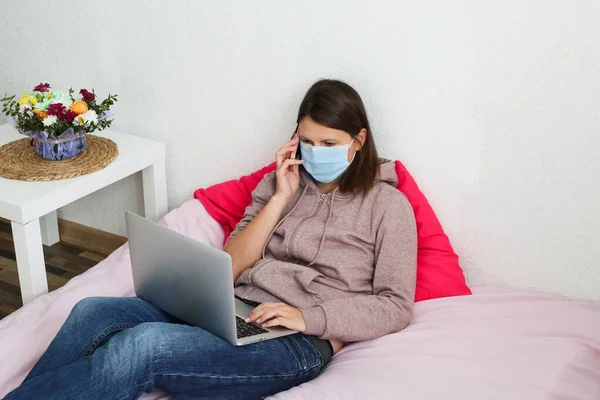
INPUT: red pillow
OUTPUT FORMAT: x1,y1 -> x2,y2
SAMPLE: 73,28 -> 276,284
194,161 -> 471,302
393,160 -> 471,301
194,162 -> 276,239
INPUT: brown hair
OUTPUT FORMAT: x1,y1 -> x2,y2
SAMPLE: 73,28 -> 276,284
296,79 -> 379,194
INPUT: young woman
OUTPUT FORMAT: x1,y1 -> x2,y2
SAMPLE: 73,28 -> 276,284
6,79 -> 417,400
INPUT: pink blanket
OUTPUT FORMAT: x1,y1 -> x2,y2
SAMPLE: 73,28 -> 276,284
1,199 -> 599,399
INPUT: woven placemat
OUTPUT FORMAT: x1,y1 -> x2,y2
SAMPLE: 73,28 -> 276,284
0,134 -> 118,181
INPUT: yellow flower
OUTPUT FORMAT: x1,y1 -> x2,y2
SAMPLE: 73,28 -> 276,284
18,92 -> 29,105
46,92 -> 52,99
30,97 -> 38,105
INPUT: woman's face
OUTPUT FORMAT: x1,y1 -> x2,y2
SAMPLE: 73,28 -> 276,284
297,116 -> 362,162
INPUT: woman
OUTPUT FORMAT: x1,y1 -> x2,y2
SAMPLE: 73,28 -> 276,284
6,79 -> 417,400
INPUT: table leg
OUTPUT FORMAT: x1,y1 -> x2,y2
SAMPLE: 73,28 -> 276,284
11,219 -> 49,305
142,159 -> 168,222
40,210 -> 60,246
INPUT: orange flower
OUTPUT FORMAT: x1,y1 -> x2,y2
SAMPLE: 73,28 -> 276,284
70,100 -> 89,115
33,109 -> 48,119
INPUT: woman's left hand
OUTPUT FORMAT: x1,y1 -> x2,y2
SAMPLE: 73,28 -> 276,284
245,302 -> 306,332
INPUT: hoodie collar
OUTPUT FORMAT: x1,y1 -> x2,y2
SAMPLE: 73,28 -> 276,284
299,168 -> 353,199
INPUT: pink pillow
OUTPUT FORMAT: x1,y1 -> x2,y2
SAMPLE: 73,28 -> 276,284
194,161 -> 471,302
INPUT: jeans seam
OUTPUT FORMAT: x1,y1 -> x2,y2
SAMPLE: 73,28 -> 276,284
288,336 -> 308,369
154,361 -> 322,380
83,323 -> 137,356
297,335 -> 327,374
118,325 -> 157,400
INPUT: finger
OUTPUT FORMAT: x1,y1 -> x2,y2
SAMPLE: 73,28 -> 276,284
279,137 -> 299,153
278,159 -> 303,176
255,307 -> 289,324
247,311 -> 265,324
288,134 -> 299,144
245,305 -> 263,322
276,144 -> 298,167
245,304 -> 264,322
262,317 -> 289,329
246,303 -> 277,323
255,310 -> 278,324
279,144 -> 298,160
277,144 -> 297,156
247,303 -> 290,323
279,159 -> 303,171
275,149 -> 285,169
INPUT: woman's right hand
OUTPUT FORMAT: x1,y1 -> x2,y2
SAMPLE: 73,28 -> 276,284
274,133 -> 303,202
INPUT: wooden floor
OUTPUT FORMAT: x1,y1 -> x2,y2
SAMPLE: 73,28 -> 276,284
0,217 -> 127,319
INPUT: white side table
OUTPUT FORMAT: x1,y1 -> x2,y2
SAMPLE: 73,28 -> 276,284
0,124 -> 168,305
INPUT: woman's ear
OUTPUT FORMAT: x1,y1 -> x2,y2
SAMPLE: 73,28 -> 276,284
355,128 -> 367,150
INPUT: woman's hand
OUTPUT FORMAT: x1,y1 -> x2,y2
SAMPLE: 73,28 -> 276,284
274,133 -> 303,202
245,302 -> 306,332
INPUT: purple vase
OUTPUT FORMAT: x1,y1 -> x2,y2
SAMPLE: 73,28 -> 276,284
35,135 -> 87,160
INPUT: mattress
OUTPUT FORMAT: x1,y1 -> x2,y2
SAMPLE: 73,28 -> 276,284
1,199 -> 599,399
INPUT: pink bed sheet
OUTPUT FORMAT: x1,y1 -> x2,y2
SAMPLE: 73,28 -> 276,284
1,199 -> 599,400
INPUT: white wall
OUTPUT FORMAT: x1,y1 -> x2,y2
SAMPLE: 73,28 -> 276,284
1,0 -> 599,300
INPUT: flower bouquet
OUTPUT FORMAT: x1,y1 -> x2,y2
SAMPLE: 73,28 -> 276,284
1,83 -> 118,160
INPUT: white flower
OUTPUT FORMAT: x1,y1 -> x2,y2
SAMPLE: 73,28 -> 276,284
43,115 -> 58,126
77,110 -> 98,125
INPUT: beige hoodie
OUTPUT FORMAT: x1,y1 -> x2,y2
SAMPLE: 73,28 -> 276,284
229,159 -> 417,342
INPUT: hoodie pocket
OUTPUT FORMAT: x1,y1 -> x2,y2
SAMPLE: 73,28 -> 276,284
249,260 -> 324,307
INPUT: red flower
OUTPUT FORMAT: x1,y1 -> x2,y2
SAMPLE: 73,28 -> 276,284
47,103 -> 77,123
33,83 -> 51,92
80,89 -> 95,102
61,110 -> 77,123
47,103 -> 66,116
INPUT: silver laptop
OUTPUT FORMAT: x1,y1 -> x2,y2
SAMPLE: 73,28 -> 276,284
125,211 -> 296,346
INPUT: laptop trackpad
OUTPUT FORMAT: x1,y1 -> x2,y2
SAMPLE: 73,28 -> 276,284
234,298 -> 256,319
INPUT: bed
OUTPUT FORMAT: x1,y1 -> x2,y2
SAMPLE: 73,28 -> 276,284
1,198 -> 599,399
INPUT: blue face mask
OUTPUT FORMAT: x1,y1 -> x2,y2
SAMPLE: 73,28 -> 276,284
300,139 -> 356,183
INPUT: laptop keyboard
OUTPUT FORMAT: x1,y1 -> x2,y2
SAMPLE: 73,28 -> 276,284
236,316 -> 269,338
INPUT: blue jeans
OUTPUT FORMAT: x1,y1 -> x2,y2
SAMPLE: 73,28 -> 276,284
5,297 -> 330,400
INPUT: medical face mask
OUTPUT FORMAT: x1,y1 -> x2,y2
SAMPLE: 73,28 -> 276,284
300,139 -> 356,183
